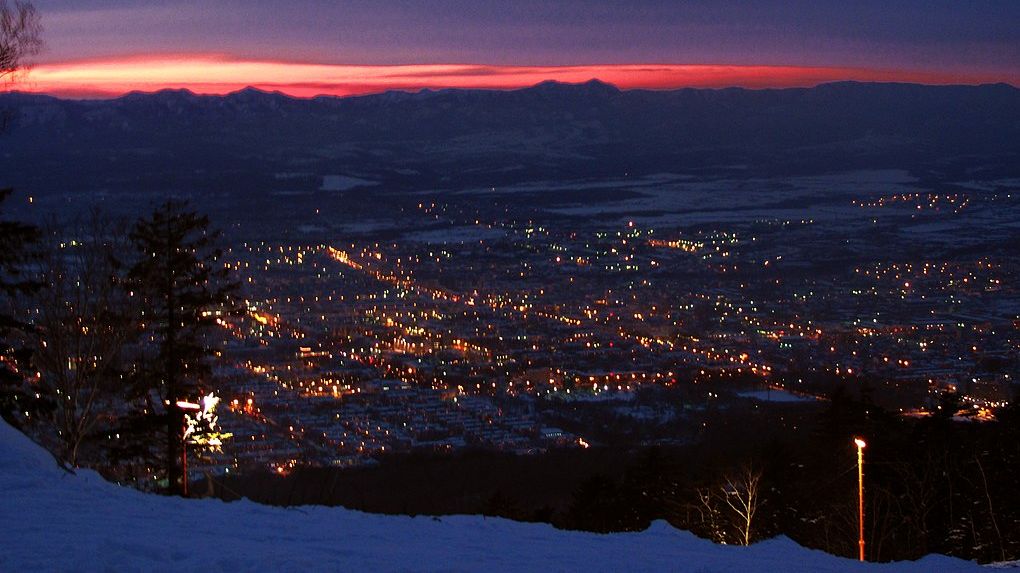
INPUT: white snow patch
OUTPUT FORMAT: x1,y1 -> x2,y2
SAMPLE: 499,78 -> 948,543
404,226 -> 508,244
737,389 -> 818,403
320,175 -> 380,191
544,170 -> 922,225
336,219 -> 408,233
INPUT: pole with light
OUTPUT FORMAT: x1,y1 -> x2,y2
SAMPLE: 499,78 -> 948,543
176,399 -> 201,497
176,393 -> 232,498
854,437 -> 867,562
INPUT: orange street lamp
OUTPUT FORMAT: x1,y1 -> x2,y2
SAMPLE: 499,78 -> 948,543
854,437 -> 867,561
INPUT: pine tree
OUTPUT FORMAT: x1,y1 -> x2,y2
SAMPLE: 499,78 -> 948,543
127,200 -> 236,495
0,188 -> 42,427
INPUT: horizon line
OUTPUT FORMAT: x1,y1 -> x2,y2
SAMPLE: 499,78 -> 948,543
11,54 -> 1018,99
8,78 -> 1019,103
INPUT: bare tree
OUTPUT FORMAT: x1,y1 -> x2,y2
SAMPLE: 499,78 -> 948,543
1,0 -> 41,87
0,2 -> 40,424
720,465 -> 763,546
31,213 -> 139,466
687,465 -> 764,546
972,453 -> 1007,562
694,486 -> 728,544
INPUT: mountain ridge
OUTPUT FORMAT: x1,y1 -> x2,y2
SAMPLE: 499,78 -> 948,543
4,78 -> 1017,104
1,81 -> 1017,195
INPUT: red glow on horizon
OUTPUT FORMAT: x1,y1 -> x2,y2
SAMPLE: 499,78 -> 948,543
11,54 -> 1012,99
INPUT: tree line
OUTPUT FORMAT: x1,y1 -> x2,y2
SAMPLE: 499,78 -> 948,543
0,195 -> 237,495
215,390 -> 1020,563
2,1 -> 237,496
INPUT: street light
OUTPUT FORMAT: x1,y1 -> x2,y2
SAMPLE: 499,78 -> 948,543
176,400 -> 201,497
854,437 -> 866,562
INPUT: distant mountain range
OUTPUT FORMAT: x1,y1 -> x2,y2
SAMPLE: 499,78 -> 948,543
1,81 -> 1018,197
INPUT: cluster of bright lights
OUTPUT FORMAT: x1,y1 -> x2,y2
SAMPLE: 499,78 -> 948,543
179,393 -> 233,452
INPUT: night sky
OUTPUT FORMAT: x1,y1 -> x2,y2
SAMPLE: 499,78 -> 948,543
20,0 -> 1020,97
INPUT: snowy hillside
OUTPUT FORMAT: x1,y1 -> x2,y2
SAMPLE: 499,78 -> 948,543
0,421 -> 986,572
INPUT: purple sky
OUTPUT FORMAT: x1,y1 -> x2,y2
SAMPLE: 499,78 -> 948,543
33,0 -> 1018,75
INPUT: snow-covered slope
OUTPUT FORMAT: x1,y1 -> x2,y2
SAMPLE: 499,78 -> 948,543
0,421 -> 985,572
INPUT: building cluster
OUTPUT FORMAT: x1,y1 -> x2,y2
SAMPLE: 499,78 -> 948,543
187,183 -> 1019,476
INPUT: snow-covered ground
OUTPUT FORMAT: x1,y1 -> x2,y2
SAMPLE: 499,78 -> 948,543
737,389 -> 818,403
320,174 -> 379,191
403,226 -> 508,244
0,421 -> 986,572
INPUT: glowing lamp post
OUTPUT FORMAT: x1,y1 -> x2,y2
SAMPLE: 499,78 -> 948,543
175,393 -> 232,498
176,400 -> 202,497
854,437 -> 867,562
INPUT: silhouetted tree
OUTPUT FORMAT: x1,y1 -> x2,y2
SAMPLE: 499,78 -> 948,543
934,390 -> 962,420
1,0 -> 41,128
128,201 -> 236,495
1,1 -> 38,77
0,188 -> 40,426
0,2 -> 41,425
